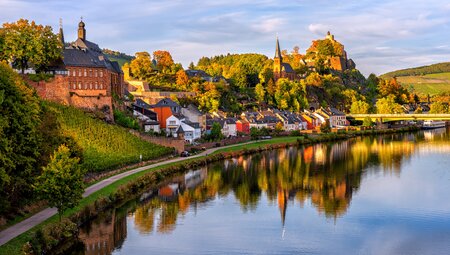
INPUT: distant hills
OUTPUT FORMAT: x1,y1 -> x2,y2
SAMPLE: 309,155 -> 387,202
381,62 -> 450,96
381,62 -> 450,79
102,48 -> 134,67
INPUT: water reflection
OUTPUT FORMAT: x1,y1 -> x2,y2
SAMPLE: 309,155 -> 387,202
75,128 -> 450,254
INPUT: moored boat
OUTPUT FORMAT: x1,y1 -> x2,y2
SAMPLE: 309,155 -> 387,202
422,120 -> 446,130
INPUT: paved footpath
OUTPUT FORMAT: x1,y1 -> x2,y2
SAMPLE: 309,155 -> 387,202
0,142 -> 255,246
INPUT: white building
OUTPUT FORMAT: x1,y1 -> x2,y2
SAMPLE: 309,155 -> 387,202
221,119 -> 237,137
166,114 -> 201,143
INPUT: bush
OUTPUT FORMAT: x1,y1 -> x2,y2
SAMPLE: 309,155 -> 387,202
113,109 -> 140,130
24,219 -> 78,254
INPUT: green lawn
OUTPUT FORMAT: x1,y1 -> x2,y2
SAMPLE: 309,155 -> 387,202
213,136 -> 303,154
397,72 -> 450,96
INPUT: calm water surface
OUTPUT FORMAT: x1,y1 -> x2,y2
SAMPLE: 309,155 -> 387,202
73,128 -> 450,255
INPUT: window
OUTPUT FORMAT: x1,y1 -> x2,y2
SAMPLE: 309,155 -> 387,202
85,82 -> 88,89
78,82 -> 82,89
100,71 -> 103,77
100,83 -> 103,89
78,69 -> 82,76
72,70 -> 76,77
89,82 -> 92,89
169,121 -> 176,125
89,69 -> 92,77
95,82 -> 98,89
95,70 -> 98,77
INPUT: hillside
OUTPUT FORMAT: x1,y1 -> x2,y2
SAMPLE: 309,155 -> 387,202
395,73 -> 450,96
46,102 -> 174,173
381,62 -> 450,78
103,48 -> 134,67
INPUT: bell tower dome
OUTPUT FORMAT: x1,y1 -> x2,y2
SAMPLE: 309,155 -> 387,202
78,17 -> 86,40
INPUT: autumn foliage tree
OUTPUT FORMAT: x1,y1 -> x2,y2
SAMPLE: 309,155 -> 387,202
129,52 -> 153,80
2,19 -> 61,73
153,50 -> 174,73
176,69 -> 189,89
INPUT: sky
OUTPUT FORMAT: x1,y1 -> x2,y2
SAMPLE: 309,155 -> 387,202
1,0 -> 450,76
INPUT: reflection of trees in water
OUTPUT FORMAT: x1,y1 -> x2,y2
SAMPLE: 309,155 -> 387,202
131,132 -> 435,234
77,208 -> 127,255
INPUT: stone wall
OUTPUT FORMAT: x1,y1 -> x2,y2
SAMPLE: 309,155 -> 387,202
26,75 -> 113,115
129,130 -> 185,153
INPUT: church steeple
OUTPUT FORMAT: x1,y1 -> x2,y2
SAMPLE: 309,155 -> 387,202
58,18 -> 64,46
275,36 -> 282,61
273,36 -> 282,74
78,17 -> 86,40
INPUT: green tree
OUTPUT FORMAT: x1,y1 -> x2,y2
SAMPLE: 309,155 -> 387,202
0,63 -> 42,214
320,120 -> 331,133
350,100 -> 370,114
376,95 -> 404,114
129,52 -> 153,80
429,102 -> 449,114
34,144 -> 85,221
208,122 -> 224,141
2,19 -> 61,73
362,116 -> 373,127
255,83 -> 265,103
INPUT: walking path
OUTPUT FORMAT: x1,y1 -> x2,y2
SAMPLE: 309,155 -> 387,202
0,141 -> 255,246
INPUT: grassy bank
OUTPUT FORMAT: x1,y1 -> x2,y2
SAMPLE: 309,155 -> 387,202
0,127 -> 419,254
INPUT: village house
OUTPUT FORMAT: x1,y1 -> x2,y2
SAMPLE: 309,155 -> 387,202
236,119 -> 250,134
181,104 -> 206,130
150,98 -> 181,129
131,99 -> 160,133
166,114 -> 201,143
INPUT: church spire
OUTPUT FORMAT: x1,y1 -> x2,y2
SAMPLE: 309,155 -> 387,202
58,18 -> 64,46
275,36 -> 282,61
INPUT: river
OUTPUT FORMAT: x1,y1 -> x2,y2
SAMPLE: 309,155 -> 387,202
69,128 -> 450,255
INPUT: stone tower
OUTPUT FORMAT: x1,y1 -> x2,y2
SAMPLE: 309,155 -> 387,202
273,37 -> 282,74
78,18 -> 86,40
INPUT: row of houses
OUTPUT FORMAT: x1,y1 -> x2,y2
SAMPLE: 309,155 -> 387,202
131,97 -> 348,144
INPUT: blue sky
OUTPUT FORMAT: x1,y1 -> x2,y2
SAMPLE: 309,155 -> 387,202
1,0 -> 450,76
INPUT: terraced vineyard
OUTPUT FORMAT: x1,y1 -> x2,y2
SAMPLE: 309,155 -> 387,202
397,72 -> 450,95
47,102 -> 174,173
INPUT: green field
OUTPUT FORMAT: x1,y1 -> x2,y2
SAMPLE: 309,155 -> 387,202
397,72 -> 450,95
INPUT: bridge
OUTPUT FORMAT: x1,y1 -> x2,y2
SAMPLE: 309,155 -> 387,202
347,114 -> 450,122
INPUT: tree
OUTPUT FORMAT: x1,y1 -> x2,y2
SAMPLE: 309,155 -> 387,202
320,120 -> 331,133
2,19 -> 61,73
362,116 -> 373,127
188,62 -> 195,70
153,50 -> 174,73
176,69 -> 189,89
34,144 -> 85,221
350,100 -> 370,114
0,63 -> 42,215
208,122 -> 223,141
129,52 -> 153,80
376,95 -> 404,114
429,102 -> 449,114
255,83 -> 265,104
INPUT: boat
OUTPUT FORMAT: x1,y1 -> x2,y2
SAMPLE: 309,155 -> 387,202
422,120 -> 446,130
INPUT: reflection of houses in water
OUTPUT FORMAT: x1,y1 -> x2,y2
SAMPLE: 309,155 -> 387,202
78,210 -> 127,255
424,128 -> 446,141
158,169 -> 207,201
313,145 -> 326,165
329,141 -> 348,162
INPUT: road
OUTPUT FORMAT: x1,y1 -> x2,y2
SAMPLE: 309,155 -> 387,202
0,141 -> 255,246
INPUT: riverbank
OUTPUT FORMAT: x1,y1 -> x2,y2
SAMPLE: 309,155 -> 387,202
0,126 -> 420,254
